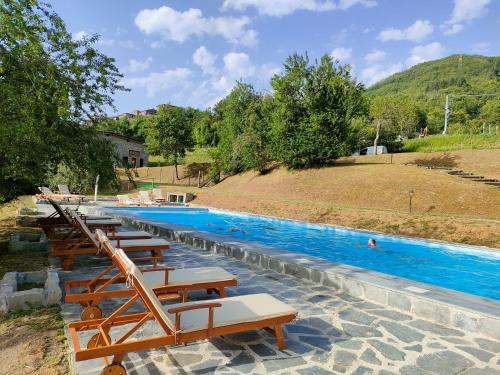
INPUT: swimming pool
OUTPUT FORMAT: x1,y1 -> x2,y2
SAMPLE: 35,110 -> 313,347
111,207 -> 500,300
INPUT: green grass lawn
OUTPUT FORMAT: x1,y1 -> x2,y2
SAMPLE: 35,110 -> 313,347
149,147 -> 214,166
403,134 -> 500,153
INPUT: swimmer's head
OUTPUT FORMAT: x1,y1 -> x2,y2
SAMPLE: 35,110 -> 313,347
368,238 -> 377,247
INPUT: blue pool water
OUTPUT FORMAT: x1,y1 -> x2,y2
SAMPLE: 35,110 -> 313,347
112,207 -> 500,300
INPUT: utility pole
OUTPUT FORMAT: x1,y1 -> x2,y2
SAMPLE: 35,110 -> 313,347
443,94 -> 450,135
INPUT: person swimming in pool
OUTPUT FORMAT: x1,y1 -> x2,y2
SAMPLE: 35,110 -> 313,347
368,238 -> 377,248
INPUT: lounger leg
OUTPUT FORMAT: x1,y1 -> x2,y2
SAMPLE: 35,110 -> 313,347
218,288 -> 226,298
206,288 -> 213,295
275,325 -> 286,350
61,257 -> 75,270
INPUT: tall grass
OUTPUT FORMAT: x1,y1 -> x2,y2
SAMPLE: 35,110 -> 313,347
402,134 -> 500,153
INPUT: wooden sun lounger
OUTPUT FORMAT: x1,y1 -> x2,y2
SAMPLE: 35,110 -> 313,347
68,245 -> 297,374
37,198 -> 120,237
50,212 -> 169,270
65,230 -> 238,320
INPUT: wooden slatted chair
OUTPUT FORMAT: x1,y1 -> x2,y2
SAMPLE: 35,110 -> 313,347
50,212 -> 169,270
65,230 -> 238,320
68,245 -> 297,375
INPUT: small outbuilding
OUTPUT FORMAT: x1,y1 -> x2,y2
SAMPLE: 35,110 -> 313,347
97,131 -> 149,168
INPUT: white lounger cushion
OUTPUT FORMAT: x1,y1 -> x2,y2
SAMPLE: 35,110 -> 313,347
85,219 -> 121,225
142,267 -> 236,288
164,294 -> 296,333
109,238 -> 169,248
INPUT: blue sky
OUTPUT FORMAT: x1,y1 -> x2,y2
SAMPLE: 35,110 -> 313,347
47,0 -> 499,114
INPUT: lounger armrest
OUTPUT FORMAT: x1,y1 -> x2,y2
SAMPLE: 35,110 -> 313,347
141,267 -> 175,273
167,302 -> 222,314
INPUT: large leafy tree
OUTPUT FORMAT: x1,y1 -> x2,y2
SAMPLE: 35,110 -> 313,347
146,105 -> 194,179
0,0 -> 124,201
211,82 -> 270,175
270,53 -> 367,168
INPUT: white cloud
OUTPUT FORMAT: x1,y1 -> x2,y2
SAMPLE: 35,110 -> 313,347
223,52 -> 256,79
330,47 -> 352,62
193,46 -> 218,75
221,0 -> 336,16
123,57 -> 153,73
406,42 -> 445,66
442,0 -> 490,35
378,19 -> 434,42
135,6 -> 257,46
360,63 -> 402,86
338,0 -> 377,10
73,30 -> 88,41
364,49 -> 386,62
122,68 -> 192,97
442,24 -> 464,35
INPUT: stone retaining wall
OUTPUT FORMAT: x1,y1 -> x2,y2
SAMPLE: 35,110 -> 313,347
0,270 -> 62,313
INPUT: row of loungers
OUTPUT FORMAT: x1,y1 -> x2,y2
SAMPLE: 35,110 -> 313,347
38,200 -> 297,375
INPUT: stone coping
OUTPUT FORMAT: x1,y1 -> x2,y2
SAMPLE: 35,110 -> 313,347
80,205 -> 500,340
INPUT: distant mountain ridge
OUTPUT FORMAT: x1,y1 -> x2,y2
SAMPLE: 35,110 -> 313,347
367,54 -> 500,98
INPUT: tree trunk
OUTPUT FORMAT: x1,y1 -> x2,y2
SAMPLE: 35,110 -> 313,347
373,120 -> 381,155
174,158 -> 179,180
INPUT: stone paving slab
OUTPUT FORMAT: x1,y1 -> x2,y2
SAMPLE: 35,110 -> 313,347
60,239 -> 500,375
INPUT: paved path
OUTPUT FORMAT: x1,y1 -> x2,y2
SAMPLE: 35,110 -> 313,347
60,240 -> 500,375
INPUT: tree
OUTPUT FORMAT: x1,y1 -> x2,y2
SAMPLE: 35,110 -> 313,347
0,0 -> 124,201
270,53 -> 367,168
193,110 -> 218,147
146,105 -> 194,179
480,97 -> 500,131
370,96 -> 419,152
211,82 -> 270,175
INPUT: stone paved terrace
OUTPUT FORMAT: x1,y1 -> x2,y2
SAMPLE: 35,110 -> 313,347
60,239 -> 500,375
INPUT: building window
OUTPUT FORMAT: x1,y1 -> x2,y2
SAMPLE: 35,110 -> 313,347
140,158 -> 144,167
122,156 -> 128,166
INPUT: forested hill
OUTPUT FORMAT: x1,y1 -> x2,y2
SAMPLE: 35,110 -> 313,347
367,54 -> 500,98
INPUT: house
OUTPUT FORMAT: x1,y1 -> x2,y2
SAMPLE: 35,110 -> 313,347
97,131 -> 149,168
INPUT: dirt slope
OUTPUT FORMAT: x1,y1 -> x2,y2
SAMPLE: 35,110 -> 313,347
151,150 -> 499,247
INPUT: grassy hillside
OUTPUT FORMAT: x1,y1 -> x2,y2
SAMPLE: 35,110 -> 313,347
403,134 -> 500,152
148,149 -> 500,247
368,54 -> 500,97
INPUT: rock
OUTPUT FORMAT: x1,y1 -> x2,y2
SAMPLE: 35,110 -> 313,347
229,352 -> 256,373
262,356 -> 306,372
286,324 -> 321,335
170,353 -> 203,367
462,368 -> 500,375
342,323 -> 382,338
338,309 -> 377,325
299,335 -> 332,351
333,350 -> 357,367
351,366 -> 374,375
400,365 -> 433,375
45,270 -> 62,305
378,321 -> 424,343
404,344 -> 423,352
368,340 -> 405,361
370,309 -> 412,321
456,346 -> 495,362
474,338 -> 500,353
333,339 -> 363,350
6,288 -> 44,310
416,351 -> 473,375
248,343 -> 276,357
360,348 -> 381,365
297,366 -> 334,375
409,320 -> 465,337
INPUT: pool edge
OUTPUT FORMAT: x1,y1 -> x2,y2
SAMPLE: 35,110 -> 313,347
84,205 -> 500,341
